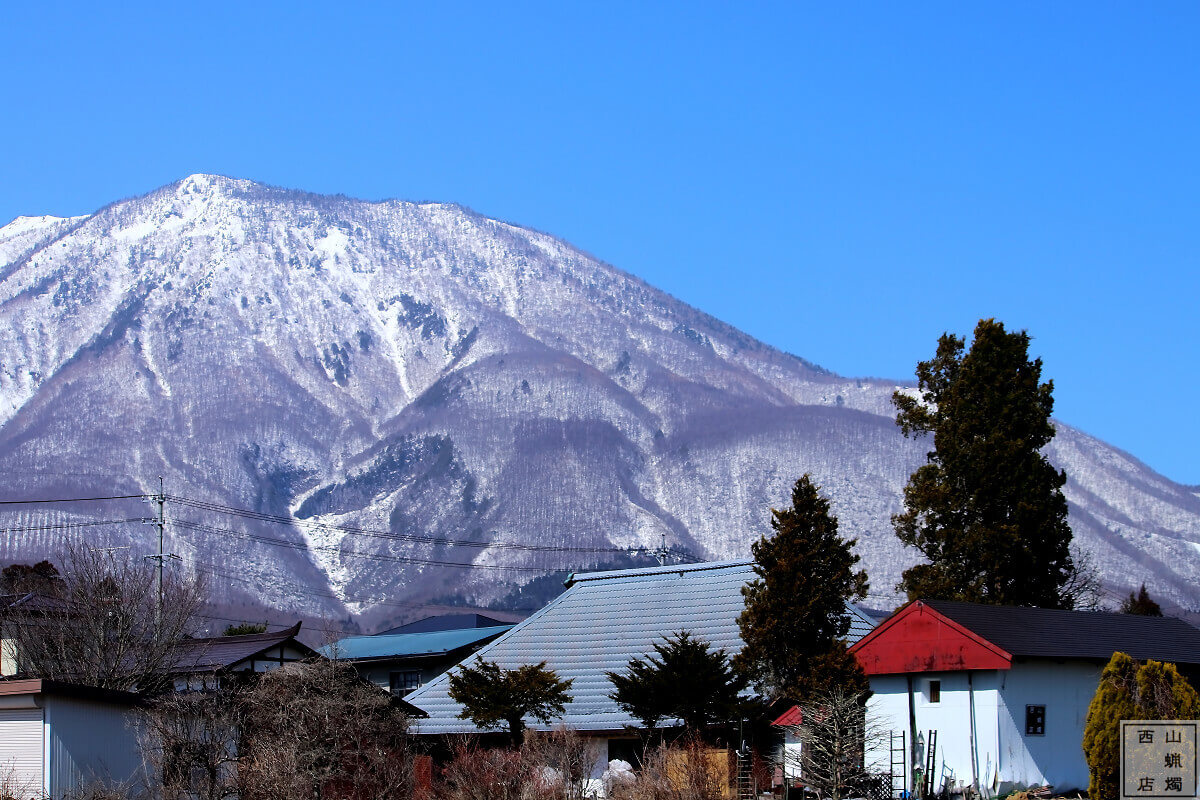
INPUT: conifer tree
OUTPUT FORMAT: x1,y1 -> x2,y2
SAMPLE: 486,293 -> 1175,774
607,630 -> 747,732
735,474 -> 869,700
892,319 -> 1078,608
448,658 -> 573,747
1083,652 -> 1200,800
1120,584 -> 1163,616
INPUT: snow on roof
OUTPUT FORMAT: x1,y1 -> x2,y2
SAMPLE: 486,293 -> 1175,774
406,559 -> 876,734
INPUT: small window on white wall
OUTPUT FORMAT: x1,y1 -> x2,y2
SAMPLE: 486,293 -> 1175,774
927,679 -> 941,704
1026,705 -> 1046,735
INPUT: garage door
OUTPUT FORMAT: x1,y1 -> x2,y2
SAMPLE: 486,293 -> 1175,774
0,707 -> 44,800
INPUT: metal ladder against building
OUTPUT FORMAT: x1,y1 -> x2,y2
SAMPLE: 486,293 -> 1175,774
890,730 -> 907,799
735,750 -> 754,800
923,730 -> 938,800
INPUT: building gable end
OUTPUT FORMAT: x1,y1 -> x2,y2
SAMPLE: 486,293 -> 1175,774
850,600 -> 1012,674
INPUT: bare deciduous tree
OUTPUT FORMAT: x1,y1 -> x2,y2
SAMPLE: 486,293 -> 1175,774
140,684 -> 243,800
6,545 -> 205,691
786,687 -> 889,800
435,739 -> 532,800
520,726 -> 600,800
236,658 -> 416,800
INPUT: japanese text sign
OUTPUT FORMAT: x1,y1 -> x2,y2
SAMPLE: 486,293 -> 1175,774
1122,721 -> 1198,799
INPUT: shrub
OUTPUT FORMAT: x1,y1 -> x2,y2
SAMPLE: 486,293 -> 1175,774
1083,652 -> 1200,800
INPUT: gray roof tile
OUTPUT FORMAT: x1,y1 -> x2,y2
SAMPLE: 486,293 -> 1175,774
407,560 -> 875,733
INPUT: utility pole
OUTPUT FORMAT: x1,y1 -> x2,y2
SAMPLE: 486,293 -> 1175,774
156,476 -> 165,636
143,476 -> 177,640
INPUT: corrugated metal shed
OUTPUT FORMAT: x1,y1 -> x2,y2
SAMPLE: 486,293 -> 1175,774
320,626 -> 514,661
406,559 -> 876,734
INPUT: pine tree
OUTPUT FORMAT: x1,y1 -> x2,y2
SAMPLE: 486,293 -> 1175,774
607,630 -> 748,732
1083,652 -> 1200,800
447,658 -> 573,747
735,474 -> 870,701
1120,584 -> 1163,616
892,319 -> 1077,608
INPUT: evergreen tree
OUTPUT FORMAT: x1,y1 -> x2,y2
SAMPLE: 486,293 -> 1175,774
735,474 -> 870,700
1083,652 -> 1200,800
1120,584 -> 1163,616
892,319 -> 1077,608
448,658 -> 573,747
607,631 -> 748,732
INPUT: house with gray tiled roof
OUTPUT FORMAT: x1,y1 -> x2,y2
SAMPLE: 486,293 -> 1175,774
406,560 -> 876,749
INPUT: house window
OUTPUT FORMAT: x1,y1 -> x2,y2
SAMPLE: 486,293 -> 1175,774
928,679 -> 941,704
1026,705 -> 1046,735
390,670 -> 422,695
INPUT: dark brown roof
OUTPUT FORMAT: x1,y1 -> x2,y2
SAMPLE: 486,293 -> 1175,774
924,600 -> 1200,665
1,591 -> 68,614
171,622 -> 318,674
0,678 -> 143,705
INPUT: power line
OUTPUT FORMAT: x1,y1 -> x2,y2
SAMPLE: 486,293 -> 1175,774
173,517 -> 562,572
0,494 -> 146,505
165,493 -> 664,557
0,490 -> 699,563
0,518 -> 148,534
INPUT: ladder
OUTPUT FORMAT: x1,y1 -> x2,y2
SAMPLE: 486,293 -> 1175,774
736,749 -> 755,800
923,730 -> 938,800
890,730 -> 907,798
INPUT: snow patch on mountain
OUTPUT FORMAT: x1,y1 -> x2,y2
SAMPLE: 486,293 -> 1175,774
1,175 -> 1197,621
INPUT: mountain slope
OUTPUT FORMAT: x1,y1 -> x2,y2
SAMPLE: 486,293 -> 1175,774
1,175 -> 1197,623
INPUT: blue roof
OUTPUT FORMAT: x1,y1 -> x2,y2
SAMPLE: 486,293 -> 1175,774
406,559 -> 876,734
321,626 -> 514,661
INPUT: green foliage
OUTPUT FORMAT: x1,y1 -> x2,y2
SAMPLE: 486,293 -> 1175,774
892,319 -> 1077,608
448,658 -> 574,746
735,474 -> 870,701
607,630 -> 748,731
223,622 -> 269,636
1083,652 -> 1200,800
1121,584 -> 1163,616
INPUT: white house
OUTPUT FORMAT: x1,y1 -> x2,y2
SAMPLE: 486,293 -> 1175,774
849,600 -> 1200,796
0,679 -> 145,800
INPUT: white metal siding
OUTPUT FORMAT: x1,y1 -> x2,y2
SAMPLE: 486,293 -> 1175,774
996,661 -> 1100,793
0,708 -> 45,800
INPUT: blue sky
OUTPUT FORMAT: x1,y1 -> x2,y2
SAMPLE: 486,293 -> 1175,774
3,3 -> 1197,484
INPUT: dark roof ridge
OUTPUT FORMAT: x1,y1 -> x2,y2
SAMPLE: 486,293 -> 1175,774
183,621 -> 303,647
918,599 -> 1200,665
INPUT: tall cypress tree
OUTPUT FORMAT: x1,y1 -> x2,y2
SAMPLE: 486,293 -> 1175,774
735,474 -> 870,700
892,319 -> 1077,608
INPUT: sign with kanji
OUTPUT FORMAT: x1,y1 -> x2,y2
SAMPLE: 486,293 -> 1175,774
1122,721 -> 1199,799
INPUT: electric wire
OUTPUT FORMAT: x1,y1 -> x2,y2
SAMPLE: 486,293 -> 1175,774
0,491 -> 699,564
0,495 -> 146,505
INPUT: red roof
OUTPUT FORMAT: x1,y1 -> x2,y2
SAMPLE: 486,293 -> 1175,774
771,705 -> 803,727
849,600 -> 1012,675
851,599 -> 1200,676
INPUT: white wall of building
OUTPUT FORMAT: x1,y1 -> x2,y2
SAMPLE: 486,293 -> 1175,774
867,671 -> 1005,796
0,705 -> 43,800
994,660 -> 1100,793
868,662 -> 1101,796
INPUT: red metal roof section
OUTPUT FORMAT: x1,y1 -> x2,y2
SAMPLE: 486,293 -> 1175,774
849,600 -> 1012,675
771,705 -> 803,727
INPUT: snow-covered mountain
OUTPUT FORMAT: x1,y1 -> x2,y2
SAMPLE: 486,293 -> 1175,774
1,175 -> 1197,623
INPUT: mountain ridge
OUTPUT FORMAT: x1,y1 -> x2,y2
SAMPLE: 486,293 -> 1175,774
1,175 -> 1197,625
